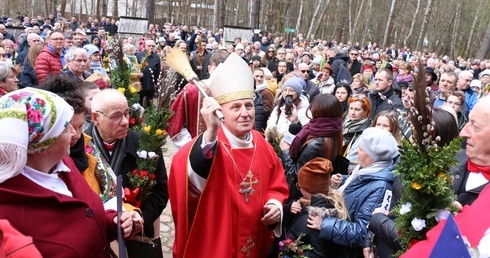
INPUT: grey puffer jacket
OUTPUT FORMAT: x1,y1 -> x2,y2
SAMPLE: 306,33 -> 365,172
319,167 -> 395,249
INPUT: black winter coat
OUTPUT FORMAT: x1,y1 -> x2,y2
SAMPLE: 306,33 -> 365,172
288,195 -> 349,258
19,60 -> 38,88
253,92 -> 267,133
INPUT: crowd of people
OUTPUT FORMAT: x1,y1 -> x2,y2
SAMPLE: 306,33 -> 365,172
1,11 -> 490,258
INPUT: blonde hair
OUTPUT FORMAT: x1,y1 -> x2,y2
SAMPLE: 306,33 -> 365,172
300,189 -> 349,221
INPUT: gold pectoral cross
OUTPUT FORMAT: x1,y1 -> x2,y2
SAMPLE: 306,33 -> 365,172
241,236 -> 255,258
239,170 -> 259,203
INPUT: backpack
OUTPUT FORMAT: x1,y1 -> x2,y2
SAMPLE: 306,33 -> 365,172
336,61 -> 352,85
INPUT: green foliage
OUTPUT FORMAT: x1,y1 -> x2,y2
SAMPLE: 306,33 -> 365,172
393,136 -> 462,255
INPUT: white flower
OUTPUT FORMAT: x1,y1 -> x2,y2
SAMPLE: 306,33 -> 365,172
400,202 -> 412,215
435,209 -> 450,222
137,150 -> 148,159
411,217 -> 426,231
148,151 -> 158,159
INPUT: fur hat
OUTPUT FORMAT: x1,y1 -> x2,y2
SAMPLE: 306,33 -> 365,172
298,157 -> 333,195
282,76 -> 304,97
358,127 -> 399,162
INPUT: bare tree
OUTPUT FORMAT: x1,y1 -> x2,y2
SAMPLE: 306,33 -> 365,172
295,0 -> 304,34
306,0 -> 321,39
476,21 -> 490,59
416,0 -> 433,50
404,0 -> 420,46
382,0 -> 397,48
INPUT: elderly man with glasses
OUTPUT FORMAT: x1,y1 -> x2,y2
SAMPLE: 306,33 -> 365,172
85,88 -> 168,239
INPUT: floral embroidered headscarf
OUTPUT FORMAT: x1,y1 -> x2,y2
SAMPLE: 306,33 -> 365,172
0,87 -> 73,183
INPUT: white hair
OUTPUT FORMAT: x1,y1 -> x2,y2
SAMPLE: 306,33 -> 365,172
65,47 -> 88,62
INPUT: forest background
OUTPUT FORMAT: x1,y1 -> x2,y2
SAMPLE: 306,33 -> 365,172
2,0 -> 490,59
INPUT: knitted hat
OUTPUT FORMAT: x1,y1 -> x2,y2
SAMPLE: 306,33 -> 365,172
208,53 -> 254,104
282,76 -> 305,96
298,157 -> 333,195
470,79 -> 482,89
358,127 -> 398,162
479,69 -> 490,79
312,56 -> 322,65
83,44 -> 100,57
235,43 -> 244,50
0,88 -> 74,183
362,65 -> 375,74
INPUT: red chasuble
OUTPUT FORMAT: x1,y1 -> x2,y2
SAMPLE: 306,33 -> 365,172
167,84 -> 206,139
169,128 -> 289,258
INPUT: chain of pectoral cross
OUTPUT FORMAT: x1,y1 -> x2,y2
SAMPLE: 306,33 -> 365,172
222,142 -> 258,203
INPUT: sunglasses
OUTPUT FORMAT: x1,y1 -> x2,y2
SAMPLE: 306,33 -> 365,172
300,70 -> 309,73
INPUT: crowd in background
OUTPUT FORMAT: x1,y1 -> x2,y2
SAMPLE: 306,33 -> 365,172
2,11 -> 490,258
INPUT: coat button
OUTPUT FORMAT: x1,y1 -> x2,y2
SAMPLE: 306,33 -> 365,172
85,208 -> 94,218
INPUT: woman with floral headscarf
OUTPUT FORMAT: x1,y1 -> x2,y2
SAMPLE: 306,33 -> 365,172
0,88 -> 136,257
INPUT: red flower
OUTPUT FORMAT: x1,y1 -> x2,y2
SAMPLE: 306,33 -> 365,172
285,239 -> 293,245
140,170 -> 149,178
132,169 -> 139,176
150,173 -> 156,180
129,117 -> 136,125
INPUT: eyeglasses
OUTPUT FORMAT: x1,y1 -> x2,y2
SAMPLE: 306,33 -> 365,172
277,52 -> 286,55
50,38 -> 64,41
445,100 -> 462,107
147,45 -> 155,47
96,109 -> 131,123
350,53 -> 359,56
300,70 -> 309,73
268,50 -> 275,53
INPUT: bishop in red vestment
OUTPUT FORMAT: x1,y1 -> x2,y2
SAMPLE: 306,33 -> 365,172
169,53 -> 289,258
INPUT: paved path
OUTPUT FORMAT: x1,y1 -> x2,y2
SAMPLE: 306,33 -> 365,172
159,142 -> 177,257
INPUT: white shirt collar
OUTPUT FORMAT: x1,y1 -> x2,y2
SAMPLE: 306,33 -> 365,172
222,125 -> 253,148
21,161 -> 73,197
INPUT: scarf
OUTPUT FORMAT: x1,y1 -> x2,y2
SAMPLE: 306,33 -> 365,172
70,136 -> 89,172
338,160 -> 392,193
289,117 -> 342,159
343,117 -> 369,135
90,125 -> 127,175
467,159 -> 490,181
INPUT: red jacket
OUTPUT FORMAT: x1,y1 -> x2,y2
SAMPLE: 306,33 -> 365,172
0,157 -> 117,258
35,44 -> 64,82
0,219 -> 42,258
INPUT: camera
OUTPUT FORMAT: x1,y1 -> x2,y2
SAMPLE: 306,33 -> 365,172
284,95 -> 294,115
